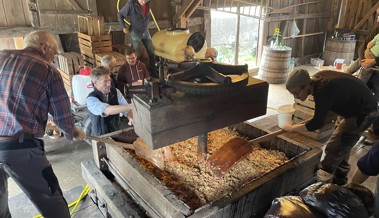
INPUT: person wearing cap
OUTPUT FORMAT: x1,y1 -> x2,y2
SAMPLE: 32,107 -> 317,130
117,0 -> 156,77
283,69 -> 378,185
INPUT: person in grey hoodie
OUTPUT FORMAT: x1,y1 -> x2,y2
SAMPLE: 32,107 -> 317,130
118,0 -> 156,77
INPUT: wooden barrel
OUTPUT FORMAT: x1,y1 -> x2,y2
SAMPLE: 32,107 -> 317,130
258,46 -> 292,84
322,38 -> 356,66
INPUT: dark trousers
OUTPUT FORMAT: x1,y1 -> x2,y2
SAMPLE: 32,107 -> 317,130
320,114 -> 377,185
0,139 -> 70,218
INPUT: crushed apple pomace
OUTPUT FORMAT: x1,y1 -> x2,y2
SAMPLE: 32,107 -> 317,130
131,128 -> 289,209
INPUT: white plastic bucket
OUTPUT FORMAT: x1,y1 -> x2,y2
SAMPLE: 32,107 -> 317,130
72,75 -> 93,106
277,104 -> 295,128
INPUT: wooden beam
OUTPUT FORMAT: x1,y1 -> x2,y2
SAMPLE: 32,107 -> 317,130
264,13 -> 332,22
282,32 -> 324,40
39,9 -> 90,15
66,0 -> 83,10
14,37 -> 24,49
351,1 -> 379,33
268,1 -> 320,15
173,0 -> 201,25
0,26 -> 76,38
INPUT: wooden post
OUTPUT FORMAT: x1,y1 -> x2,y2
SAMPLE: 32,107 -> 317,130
197,133 -> 208,161
91,140 -> 108,171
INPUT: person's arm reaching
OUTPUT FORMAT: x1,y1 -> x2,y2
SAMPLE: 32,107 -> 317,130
117,3 -> 131,33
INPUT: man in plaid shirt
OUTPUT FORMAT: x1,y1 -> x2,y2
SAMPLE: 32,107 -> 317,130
0,30 -> 86,218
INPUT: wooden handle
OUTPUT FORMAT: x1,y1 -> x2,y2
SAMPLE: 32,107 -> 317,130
247,129 -> 285,144
248,118 -> 310,145
86,135 -> 134,150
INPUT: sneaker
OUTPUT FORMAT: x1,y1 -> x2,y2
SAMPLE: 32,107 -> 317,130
317,169 -> 333,182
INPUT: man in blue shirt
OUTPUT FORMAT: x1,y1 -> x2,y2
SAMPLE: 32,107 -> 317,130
87,67 -> 133,136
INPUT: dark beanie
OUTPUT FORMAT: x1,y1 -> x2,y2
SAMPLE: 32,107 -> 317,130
286,69 -> 311,90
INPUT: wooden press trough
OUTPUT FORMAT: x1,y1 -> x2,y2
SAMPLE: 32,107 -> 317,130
81,75 -> 322,217
82,115 -> 322,218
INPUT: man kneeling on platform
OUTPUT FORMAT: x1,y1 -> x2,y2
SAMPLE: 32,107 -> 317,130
87,66 -> 133,136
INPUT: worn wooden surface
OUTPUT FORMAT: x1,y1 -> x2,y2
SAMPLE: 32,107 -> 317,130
81,160 -> 146,218
94,115 -> 322,217
132,77 -> 269,149
105,143 -> 190,218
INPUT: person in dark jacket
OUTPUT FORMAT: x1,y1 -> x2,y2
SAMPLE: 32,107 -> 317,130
117,0 -> 156,77
87,67 -> 133,136
264,182 -> 375,218
283,69 -> 378,185
116,46 -> 150,98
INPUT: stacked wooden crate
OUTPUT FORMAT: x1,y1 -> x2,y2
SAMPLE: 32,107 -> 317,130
78,15 -> 105,36
95,51 -> 125,71
77,15 -> 112,66
293,95 -> 337,141
57,52 -> 84,91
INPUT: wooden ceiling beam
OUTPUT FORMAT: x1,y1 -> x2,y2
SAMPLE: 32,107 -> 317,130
351,0 -> 379,33
173,0 -> 202,26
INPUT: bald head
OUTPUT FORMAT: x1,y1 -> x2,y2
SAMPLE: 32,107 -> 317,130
24,30 -> 58,63
24,30 -> 57,50
205,47 -> 218,60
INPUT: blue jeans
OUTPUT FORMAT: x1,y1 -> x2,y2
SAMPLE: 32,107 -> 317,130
367,71 -> 379,134
131,31 -> 156,76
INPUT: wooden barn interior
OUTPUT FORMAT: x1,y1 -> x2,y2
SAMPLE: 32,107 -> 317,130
1,0 -> 379,217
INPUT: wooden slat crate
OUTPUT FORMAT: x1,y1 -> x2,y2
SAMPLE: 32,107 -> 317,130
78,32 -> 112,66
95,51 -> 125,67
58,68 -> 74,91
78,15 -> 105,36
293,95 -> 337,140
58,52 -> 84,75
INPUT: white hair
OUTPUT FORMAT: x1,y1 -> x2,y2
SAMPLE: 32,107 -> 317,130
101,55 -> 116,67
24,30 -> 57,50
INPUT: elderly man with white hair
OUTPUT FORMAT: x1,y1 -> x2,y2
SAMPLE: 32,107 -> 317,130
283,69 -> 378,186
0,30 -> 86,218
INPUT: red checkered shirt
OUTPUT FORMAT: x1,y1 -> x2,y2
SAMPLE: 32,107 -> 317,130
0,48 -> 75,140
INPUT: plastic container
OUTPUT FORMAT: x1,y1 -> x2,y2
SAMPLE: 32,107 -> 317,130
277,104 -> 295,128
72,75 -> 93,105
334,58 -> 345,70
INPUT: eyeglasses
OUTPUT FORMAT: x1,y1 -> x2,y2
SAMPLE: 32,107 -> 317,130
99,79 -> 112,84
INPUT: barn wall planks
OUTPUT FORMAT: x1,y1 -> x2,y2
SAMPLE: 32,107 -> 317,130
1,0 -> 29,27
